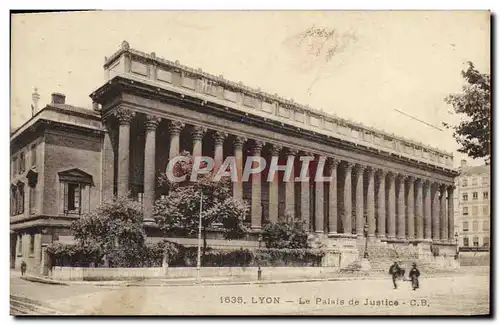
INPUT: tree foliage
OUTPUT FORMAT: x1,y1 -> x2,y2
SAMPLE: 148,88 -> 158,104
261,217 -> 310,249
153,151 -> 249,256
444,62 -> 491,162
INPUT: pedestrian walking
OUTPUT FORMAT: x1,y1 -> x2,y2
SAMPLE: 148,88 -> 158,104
20,260 -> 27,276
409,262 -> 420,290
388,261 -> 401,289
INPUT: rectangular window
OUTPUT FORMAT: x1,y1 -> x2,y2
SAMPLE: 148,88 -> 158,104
29,186 -> 36,215
30,144 -> 36,166
12,157 -> 17,176
19,152 -> 25,174
482,176 -> 488,185
17,185 -> 24,215
472,206 -> 478,215
472,177 -> 478,186
472,221 -> 478,231
463,221 -> 469,231
29,235 -> 35,254
463,237 -> 469,247
463,207 -> 468,216
462,178 -> 468,187
473,237 -> 479,247
462,193 -> 468,201
483,237 -> 490,247
483,206 -> 489,216
483,192 -> 488,200
483,220 -> 489,231
17,235 -> 22,254
472,192 -> 478,200
64,183 -> 82,214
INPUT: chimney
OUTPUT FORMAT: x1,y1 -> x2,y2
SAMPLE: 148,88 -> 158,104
51,93 -> 66,105
31,87 -> 40,116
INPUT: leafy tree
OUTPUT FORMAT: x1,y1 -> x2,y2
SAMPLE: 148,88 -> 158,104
261,216 -> 309,249
71,195 -> 147,267
444,62 -> 491,162
153,151 -> 249,259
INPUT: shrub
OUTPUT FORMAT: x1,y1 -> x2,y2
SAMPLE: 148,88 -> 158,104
261,218 -> 309,249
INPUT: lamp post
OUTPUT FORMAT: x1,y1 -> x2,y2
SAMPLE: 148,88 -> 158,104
257,234 -> 262,281
455,232 -> 459,259
363,222 -> 369,259
196,190 -> 203,283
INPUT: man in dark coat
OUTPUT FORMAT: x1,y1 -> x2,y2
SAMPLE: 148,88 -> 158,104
20,261 -> 27,276
388,261 -> 401,289
409,262 -> 420,290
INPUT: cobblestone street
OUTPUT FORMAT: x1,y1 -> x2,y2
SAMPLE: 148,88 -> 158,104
11,272 -> 489,316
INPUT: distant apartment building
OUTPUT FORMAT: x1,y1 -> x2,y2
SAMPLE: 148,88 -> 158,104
454,160 -> 490,251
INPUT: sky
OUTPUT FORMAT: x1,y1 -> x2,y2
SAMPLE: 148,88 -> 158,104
10,11 -> 490,168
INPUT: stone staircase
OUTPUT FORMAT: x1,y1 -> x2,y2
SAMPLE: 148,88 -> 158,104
10,295 -> 62,316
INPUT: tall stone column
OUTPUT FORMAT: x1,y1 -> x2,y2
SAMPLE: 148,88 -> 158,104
300,152 -> 311,231
192,126 -> 206,157
440,184 -> 448,241
251,140 -> 264,230
376,169 -> 387,238
432,183 -> 440,241
269,144 -> 282,224
233,136 -> 246,201
114,108 -> 135,197
423,180 -> 432,240
213,131 -> 227,172
366,167 -> 375,238
328,158 -> 339,235
315,155 -> 325,234
168,121 -> 184,160
285,149 -> 297,219
406,176 -> 415,240
387,172 -> 396,239
143,115 -> 160,220
447,185 -> 455,242
355,164 -> 365,237
396,174 -> 406,240
343,162 -> 354,235
415,179 -> 424,240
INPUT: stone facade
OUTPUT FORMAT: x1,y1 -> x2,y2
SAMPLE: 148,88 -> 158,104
11,41 -> 459,273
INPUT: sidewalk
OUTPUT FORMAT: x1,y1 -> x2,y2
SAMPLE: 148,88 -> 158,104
19,269 -> 480,288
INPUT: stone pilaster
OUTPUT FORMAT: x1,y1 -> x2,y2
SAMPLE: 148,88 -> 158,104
114,108 -> 135,197
268,144 -> 282,224
387,172 -> 396,239
396,174 -> 406,240
143,115 -> 161,220
192,126 -> 207,157
440,184 -> 448,241
423,180 -> 432,240
285,148 -> 298,219
328,158 -> 339,235
377,169 -> 387,239
406,176 -> 415,240
168,121 -> 184,160
432,183 -> 440,241
355,164 -> 365,237
213,131 -> 227,172
447,185 -> 455,242
233,136 -> 246,201
251,140 -> 265,230
415,179 -> 424,240
366,167 -> 375,238
343,162 -> 354,234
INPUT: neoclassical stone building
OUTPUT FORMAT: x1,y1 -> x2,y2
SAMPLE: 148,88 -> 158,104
11,41 -> 459,273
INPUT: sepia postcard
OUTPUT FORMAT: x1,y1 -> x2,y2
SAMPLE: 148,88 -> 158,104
9,10 -> 491,316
